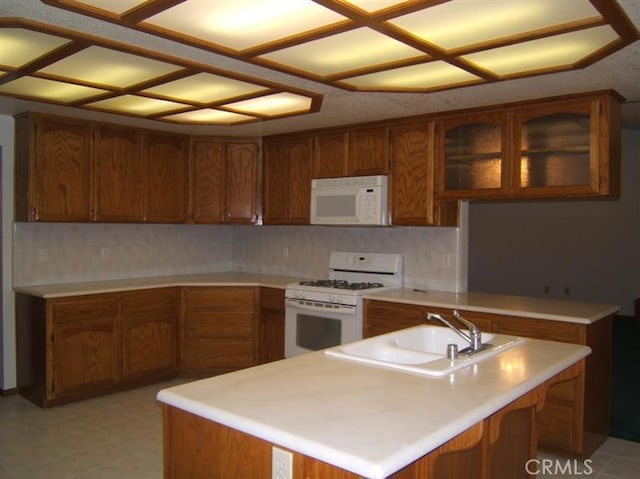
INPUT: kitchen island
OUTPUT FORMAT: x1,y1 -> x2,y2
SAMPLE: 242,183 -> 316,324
157,336 -> 590,479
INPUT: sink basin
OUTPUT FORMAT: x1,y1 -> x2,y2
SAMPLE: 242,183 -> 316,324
324,325 -> 523,376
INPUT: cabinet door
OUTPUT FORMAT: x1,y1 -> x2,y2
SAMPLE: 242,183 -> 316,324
258,288 -> 285,364
94,125 -> 144,222
225,142 -> 259,224
262,142 -> 289,223
263,138 -> 311,224
121,288 -> 178,383
513,98 -> 616,198
191,139 -> 226,223
313,132 -> 348,178
49,295 -> 120,399
144,132 -> 187,223
390,121 -> 435,225
122,309 -> 176,383
349,126 -> 389,176
33,116 -> 93,222
437,112 -> 509,199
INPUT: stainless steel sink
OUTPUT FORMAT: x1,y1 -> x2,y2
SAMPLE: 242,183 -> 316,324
324,325 -> 523,376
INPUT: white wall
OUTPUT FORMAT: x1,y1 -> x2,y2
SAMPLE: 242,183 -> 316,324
469,129 -> 640,315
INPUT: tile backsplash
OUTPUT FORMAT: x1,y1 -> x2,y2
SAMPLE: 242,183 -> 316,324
14,221 -> 467,292
13,223 -> 233,285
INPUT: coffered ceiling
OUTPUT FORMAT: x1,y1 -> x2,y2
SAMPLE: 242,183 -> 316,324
1,0 -> 639,136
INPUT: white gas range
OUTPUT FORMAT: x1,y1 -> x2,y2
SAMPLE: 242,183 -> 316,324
284,251 -> 403,357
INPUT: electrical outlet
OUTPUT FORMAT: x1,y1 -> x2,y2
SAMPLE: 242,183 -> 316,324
441,254 -> 450,268
272,446 -> 292,479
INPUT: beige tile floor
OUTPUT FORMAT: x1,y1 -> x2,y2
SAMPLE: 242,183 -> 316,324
1,379 -> 639,479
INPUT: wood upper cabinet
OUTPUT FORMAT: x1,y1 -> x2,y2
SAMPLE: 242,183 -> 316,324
263,137 -> 312,224
389,121 -> 436,225
436,111 -> 510,199
190,139 -> 226,223
313,132 -> 349,178
512,94 -> 621,198
312,126 -> 389,178
436,91 -> 621,200
48,294 -> 121,400
190,139 -> 260,224
348,126 -> 389,176
15,113 -> 94,222
225,142 -> 260,224
94,125 -> 144,222
144,132 -> 187,223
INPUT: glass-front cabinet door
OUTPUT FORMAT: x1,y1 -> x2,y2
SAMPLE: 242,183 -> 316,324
437,112 -> 509,199
514,101 -> 597,197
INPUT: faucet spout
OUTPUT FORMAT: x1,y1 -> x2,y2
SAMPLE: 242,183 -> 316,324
426,310 -> 482,353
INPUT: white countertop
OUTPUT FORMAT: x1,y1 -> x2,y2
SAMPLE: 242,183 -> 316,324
157,338 -> 590,479
12,272 -> 305,298
365,288 -> 620,324
14,273 -> 618,324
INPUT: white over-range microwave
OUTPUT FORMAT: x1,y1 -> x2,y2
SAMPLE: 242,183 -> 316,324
310,175 -> 388,225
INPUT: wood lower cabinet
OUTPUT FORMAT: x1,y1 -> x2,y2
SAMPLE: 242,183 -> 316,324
180,287 -> 258,376
49,295 -> 121,401
258,287 -> 285,364
16,288 -> 179,407
121,288 -> 179,384
363,299 -> 612,457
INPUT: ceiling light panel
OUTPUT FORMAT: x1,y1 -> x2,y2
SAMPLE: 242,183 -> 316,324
463,25 -> 620,76
0,21 -> 321,125
259,27 -> 426,76
87,94 -> 188,115
226,93 -> 313,116
142,73 -> 268,104
0,76 -> 107,102
342,61 -> 481,90
389,0 -> 602,51
0,28 -> 71,68
144,0 -> 347,51
38,46 -> 182,88
162,109 -> 257,125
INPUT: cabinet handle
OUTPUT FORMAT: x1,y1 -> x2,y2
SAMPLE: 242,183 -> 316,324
32,207 -> 39,221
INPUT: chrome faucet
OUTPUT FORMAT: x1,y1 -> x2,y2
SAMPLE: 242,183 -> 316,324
426,310 -> 486,355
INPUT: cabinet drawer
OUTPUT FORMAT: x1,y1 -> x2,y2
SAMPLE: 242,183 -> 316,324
184,287 -> 256,312
496,317 -> 582,344
260,287 -> 285,311
51,295 -> 120,323
185,312 -> 254,338
122,287 -> 178,314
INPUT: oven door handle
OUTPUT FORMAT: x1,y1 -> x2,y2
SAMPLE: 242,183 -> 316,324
285,299 -> 356,315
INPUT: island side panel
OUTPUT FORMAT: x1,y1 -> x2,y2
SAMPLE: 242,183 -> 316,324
162,406 -> 359,479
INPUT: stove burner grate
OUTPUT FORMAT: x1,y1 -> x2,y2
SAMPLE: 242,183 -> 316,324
299,280 -> 384,290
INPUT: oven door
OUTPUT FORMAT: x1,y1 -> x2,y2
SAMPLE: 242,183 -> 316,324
284,298 -> 360,358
